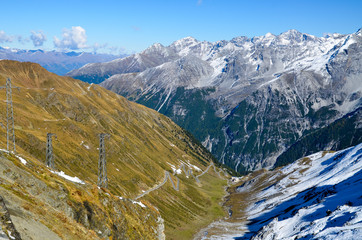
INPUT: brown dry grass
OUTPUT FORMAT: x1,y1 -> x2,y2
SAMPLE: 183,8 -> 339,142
0,60 -> 228,239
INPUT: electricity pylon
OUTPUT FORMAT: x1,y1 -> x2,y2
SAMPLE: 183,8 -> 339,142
46,133 -> 57,168
98,133 -> 110,188
0,78 -> 20,153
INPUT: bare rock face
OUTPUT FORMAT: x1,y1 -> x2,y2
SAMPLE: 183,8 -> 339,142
0,195 -> 21,240
68,43 -> 179,84
70,29 -> 362,172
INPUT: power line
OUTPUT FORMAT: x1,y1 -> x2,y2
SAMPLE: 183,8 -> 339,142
46,133 -> 57,169
98,133 -> 110,188
0,78 -> 20,153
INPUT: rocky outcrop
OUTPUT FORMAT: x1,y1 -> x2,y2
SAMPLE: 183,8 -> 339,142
0,195 -> 21,240
0,152 -> 161,240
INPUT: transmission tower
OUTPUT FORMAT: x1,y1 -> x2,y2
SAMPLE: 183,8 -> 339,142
46,133 -> 57,168
0,78 -> 20,153
98,133 -> 110,188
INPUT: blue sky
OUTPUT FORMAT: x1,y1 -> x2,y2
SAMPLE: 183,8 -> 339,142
0,0 -> 361,54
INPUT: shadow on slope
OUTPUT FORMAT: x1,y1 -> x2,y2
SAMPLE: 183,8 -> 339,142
274,107 -> 362,168
234,166 -> 362,239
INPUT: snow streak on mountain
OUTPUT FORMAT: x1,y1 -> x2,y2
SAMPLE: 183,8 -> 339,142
69,29 -> 362,172
198,143 -> 362,239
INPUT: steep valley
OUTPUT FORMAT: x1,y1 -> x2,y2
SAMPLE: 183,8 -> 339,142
1,2 -> 361,240
1,29 -> 361,240
0,60 -> 229,239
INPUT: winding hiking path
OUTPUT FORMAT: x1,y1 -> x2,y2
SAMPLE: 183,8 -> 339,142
135,161 -> 223,200
135,171 -> 180,200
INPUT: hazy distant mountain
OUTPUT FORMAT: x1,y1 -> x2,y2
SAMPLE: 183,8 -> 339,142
0,47 -> 123,75
70,28 -> 362,173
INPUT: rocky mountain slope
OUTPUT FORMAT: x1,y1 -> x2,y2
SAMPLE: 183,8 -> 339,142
274,107 -> 362,168
68,43 -> 179,84
69,28 -> 362,173
195,143 -> 362,239
0,48 -> 122,75
0,60 -> 228,239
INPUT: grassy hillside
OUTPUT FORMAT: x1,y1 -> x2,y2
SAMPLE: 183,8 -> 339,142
0,152 -> 160,240
0,60 -> 228,239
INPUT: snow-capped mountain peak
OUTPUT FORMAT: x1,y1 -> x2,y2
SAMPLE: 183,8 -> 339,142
264,32 -> 275,38
71,28 -> 361,172
141,42 -> 170,56
356,27 -> 362,36
169,36 -> 204,57
280,29 -> 302,37
171,36 -> 199,48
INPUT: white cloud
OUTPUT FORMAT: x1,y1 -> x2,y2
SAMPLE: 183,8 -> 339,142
17,35 -> 29,44
92,42 -> 108,53
197,0 -> 203,5
107,46 -> 127,55
0,30 -> 14,43
54,26 -> 87,50
30,30 -> 47,47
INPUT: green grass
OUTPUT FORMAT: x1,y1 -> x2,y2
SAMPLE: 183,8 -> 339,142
142,168 -> 228,240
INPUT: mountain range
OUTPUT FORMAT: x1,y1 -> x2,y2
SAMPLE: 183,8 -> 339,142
0,47 -> 122,75
0,26 -> 361,239
68,28 -> 362,173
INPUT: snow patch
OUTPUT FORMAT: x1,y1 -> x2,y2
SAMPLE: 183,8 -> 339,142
174,168 -> 182,174
87,83 -> 93,91
209,57 -> 226,79
231,176 -> 243,183
80,141 -> 90,149
157,87 -> 172,112
50,170 -> 85,184
132,200 -> 146,208
192,165 -> 201,172
208,143 -> 362,239
0,149 -> 27,165
8,231 -> 15,239
167,162 -> 182,175
17,156 -> 27,165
